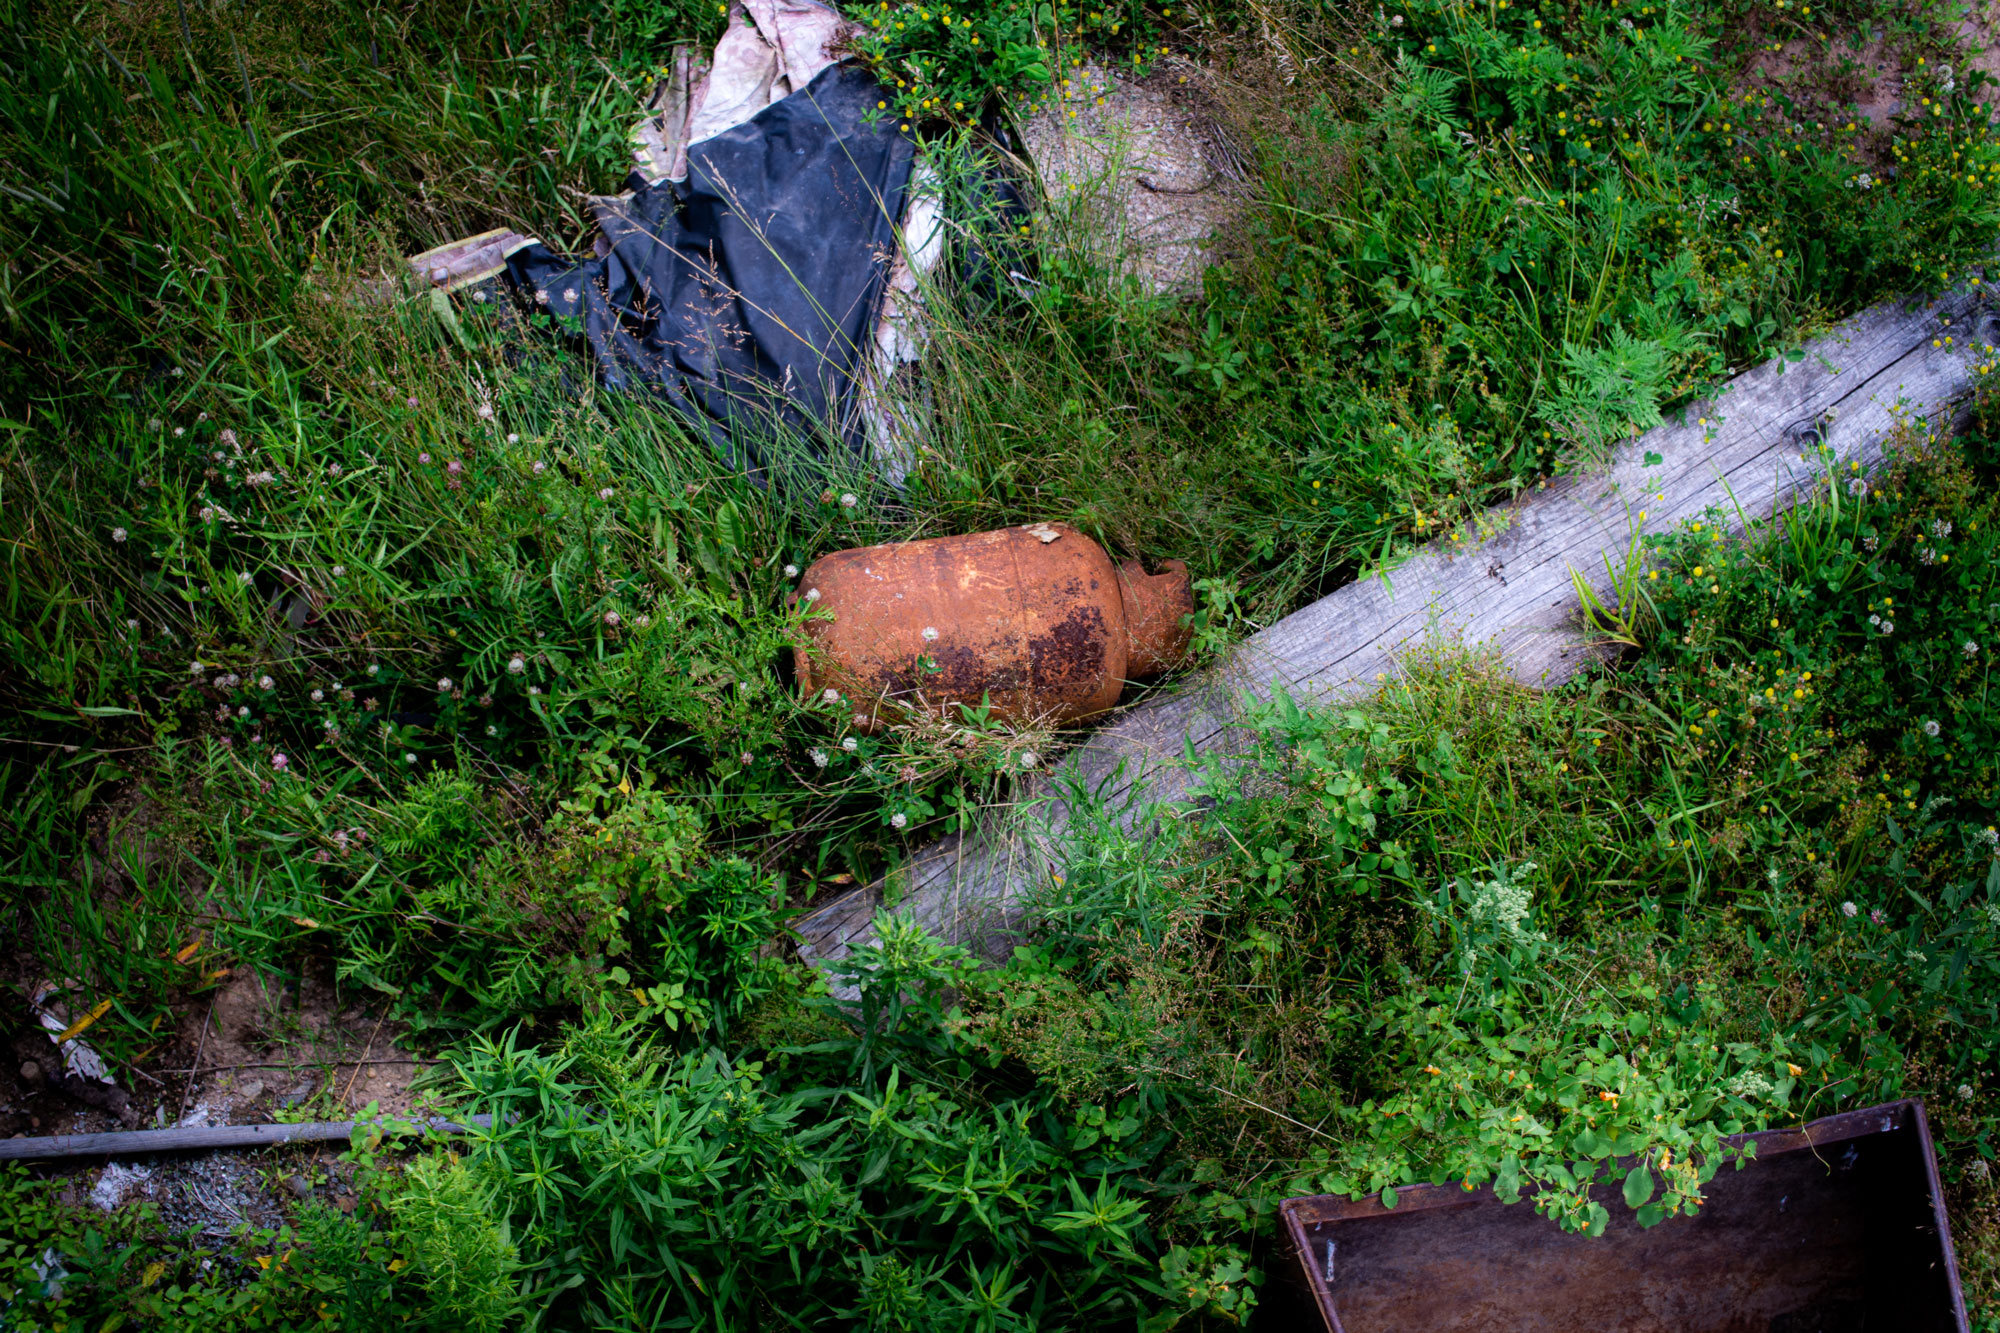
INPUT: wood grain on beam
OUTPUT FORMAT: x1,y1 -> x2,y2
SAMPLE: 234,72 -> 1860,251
797,289 -> 1996,969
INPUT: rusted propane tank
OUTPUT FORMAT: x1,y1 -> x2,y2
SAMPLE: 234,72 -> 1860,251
792,521 -> 1193,731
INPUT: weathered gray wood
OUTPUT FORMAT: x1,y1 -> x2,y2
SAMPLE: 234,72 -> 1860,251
796,288 -> 1997,969
0,1114 -> 493,1163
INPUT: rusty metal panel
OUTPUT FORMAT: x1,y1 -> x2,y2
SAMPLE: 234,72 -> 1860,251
1279,1101 -> 1967,1333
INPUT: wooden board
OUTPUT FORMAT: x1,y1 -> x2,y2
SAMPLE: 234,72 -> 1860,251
796,288 -> 1996,970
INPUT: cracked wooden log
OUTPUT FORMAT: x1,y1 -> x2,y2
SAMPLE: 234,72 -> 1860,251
795,287 -> 1997,970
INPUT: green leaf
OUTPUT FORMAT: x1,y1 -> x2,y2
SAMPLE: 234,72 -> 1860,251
1622,1163 -> 1655,1209
1380,1185 -> 1399,1210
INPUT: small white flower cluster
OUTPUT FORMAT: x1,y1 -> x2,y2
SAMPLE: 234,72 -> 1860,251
1932,519 -> 1954,540
1966,640 -> 1982,659
889,811 -> 907,829
1466,863 -> 1541,942
1846,172 -> 1877,190
810,749 -> 829,769
1726,1070 -> 1774,1102
1841,901 -> 1858,918
841,736 -> 858,752
1869,613 -> 1895,635
1846,477 -> 1868,497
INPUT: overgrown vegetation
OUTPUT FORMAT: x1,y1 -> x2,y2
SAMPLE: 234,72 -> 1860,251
5,0 -> 2000,1326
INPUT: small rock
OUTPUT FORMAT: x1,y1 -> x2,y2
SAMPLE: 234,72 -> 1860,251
278,1078 -> 315,1110
285,1174 -> 313,1199
237,1079 -> 266,1102
19,1060 -> 42,1084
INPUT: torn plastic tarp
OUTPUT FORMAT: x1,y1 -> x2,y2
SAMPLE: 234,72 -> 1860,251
504,60 -> 912,473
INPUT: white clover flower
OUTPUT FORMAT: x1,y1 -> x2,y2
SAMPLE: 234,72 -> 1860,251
327,462 -> 343,477
404,752 -> 417,764
173,426 -> 184,436
148,417 -> 162,430
921,626 -> 939,642
842,736 -> 858,752
190,660 -> 205,675
485,724 -> 498,736
507,432 -> 520,444
1924,719 -> 1941,737
1019,750 -> 1039,770
508,655 -> 526,674
237,706 -> 250,718
199,506 -> 216,522
258,675 -> 275,691
1959,1083 -> 1975,1102
810,749 -> 828,768
476,403 -> 494,420
332,565 -> 346,577
1880,619 -> 1895,635
604,611 -> 621,627
1847,478 -> 1867,497
823,689 -> 840,704
563,287 -> 578,304
784,564 -> 799,578
237,571 -> 254,585
111,527 -> 128,543
324,718 -> 337,732
533,461 -> 546,474
1967,641 -> 1981,658
367,663 -> 380,677
311,689 -> 324,702
839,492 -> 857,508
529,686 -> 542,696
599,487 -> 614,500
125,619 -> 137,631
739,751 -> 754,767
1842,901 -> 1858,918
219,428 -> 236,447
437,677 -> 452,692
805,587 -> 821,602
634,615 -> 651,628
890,811 -> 908,829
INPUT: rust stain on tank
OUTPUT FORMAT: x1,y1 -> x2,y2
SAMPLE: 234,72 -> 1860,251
792,522 -> 1194,731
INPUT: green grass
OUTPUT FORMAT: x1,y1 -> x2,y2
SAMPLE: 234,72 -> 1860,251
5,0 -> 2000,1326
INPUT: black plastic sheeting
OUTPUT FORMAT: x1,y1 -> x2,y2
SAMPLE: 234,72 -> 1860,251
505,64 -> 913,472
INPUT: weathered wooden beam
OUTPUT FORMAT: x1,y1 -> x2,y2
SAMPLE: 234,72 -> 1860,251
796,288 -> 1996,968
0,1114 -> 493,1163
